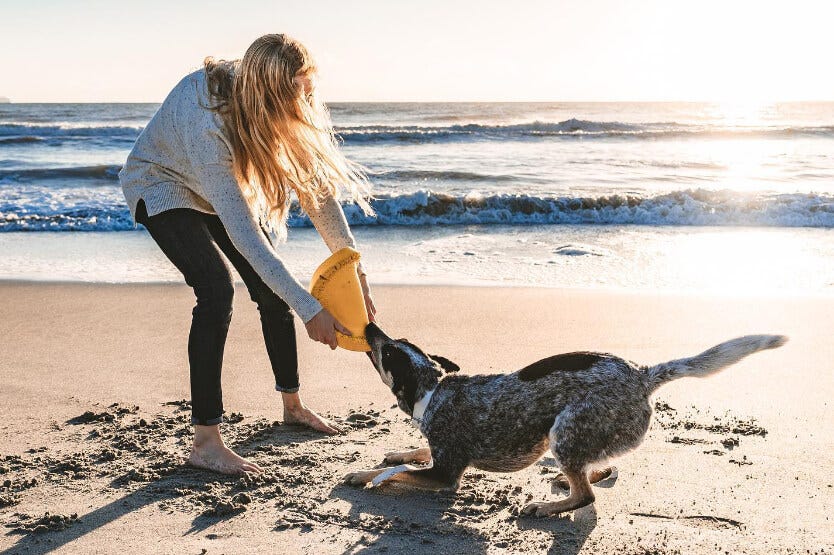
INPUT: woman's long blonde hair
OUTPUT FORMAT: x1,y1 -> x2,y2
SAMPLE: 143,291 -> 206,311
204,34 -> 372,238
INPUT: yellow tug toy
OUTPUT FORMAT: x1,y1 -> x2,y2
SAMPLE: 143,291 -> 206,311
309,247 -> 371,352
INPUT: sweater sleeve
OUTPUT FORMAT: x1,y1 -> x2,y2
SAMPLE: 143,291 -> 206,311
187,128 -> 324,323
305,195 -> 366,275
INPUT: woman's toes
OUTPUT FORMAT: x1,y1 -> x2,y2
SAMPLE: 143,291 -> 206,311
285,407 -> 344,434
316,424 -> 339,435
319,419 -> 343,435
309,414 -> 343,434
188,444 -> 262,475
240,462 -> 263,474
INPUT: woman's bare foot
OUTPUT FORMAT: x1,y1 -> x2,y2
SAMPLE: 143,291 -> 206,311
187,424 -> 263,475
282,392 -> 343,435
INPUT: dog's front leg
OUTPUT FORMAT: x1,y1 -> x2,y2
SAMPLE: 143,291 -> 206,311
344,447 -> 466,491
342,467 -> 393,487
383,447 -> 431,465
343,466 -> 455,491
384,467 -> 457,490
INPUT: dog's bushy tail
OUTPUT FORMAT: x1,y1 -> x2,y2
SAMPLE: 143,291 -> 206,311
645,335 -> 787,391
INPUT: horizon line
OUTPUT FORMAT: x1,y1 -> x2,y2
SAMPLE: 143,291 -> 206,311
3,99 -> 834,105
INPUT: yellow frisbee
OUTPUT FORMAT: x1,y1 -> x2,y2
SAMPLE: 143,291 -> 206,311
309,247 -> 371,352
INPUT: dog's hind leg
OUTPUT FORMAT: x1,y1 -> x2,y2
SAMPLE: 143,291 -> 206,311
521,467 -> 594,517
521,416 -> 594,516
383,447 -> 431,465
524,401 -> 643,516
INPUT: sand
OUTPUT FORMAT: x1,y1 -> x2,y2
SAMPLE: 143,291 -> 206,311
0,281 -> 832,554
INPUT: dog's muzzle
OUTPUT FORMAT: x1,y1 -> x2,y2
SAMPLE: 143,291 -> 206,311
364,322 -> 389,345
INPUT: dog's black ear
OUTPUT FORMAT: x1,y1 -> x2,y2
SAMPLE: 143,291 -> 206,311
429,354 -> 460,373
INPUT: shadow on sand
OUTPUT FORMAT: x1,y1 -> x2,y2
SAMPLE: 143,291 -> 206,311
329,477 -> 597,554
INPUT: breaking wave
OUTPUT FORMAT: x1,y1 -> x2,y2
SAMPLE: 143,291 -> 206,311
4,189 -> 834,231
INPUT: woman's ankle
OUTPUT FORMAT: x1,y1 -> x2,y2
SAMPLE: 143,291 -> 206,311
192,423 -> 224,448
281,391 -> 304,411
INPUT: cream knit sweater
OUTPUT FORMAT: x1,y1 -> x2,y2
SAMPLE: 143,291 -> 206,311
120,69 -> 360,323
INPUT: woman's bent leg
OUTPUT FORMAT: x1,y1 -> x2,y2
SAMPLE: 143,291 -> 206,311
137,201 -> 263,474
138,202 -> 234,425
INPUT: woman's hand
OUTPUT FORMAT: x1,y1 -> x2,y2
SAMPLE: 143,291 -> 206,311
305,309 -> 351,350
359,273 -> 376,322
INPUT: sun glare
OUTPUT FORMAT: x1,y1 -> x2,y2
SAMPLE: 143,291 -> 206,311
714,140 -> 771,192
667,230 -> 811,295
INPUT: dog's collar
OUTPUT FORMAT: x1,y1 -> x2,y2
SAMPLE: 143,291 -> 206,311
410,387 -> 436,428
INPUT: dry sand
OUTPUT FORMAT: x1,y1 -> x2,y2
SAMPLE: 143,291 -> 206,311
0,282 -> 832,554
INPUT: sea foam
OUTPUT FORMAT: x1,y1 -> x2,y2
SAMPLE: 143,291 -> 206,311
3,189 -> 834,232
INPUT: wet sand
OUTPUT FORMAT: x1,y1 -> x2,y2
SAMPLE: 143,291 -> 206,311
0,282 -> 831,554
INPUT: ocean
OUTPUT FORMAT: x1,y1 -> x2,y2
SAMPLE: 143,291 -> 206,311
2,101 -> 834,295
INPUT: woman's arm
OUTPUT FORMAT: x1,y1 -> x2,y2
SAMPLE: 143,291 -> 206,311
306,195 -> 366,276
306,195 -> 355,251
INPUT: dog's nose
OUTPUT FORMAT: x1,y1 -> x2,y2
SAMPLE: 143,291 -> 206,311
365,322 -> 388,343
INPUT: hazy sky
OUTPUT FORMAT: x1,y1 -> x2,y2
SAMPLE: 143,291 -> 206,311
1,0 -> 832,103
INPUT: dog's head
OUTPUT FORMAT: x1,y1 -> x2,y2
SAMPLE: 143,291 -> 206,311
365,322 -> 460,416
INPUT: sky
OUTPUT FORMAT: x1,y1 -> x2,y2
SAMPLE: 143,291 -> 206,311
1,0 -> 832,103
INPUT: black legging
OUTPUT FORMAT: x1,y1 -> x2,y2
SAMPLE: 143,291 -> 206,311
135,199 -> 299,425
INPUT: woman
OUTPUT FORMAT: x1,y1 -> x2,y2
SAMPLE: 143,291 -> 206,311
119,34 -> 375,475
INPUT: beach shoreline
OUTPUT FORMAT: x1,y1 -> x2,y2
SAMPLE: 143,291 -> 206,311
0,281 -> 831,554
4,224 -> 834,298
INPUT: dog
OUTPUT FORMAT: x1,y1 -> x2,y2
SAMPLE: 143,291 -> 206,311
343,323 -> 786,516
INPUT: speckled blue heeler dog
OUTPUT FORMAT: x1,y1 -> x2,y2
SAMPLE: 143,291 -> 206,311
343,323 -> 787,517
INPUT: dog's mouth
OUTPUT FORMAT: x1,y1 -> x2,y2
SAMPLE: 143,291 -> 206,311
366,350 -> 378,367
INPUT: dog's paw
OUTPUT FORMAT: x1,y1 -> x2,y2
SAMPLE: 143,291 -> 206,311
382,452 -> 404,465
383,448 -> 431,465
521,501 -> 563,518
342,470 -> 374,487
